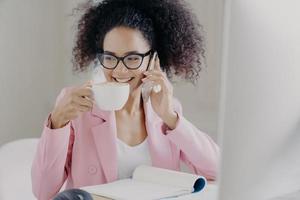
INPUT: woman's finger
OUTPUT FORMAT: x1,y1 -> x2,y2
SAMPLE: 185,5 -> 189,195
76,105 -> 92,113
142,75 -> 164,84
143,71 -> 168,85
73,96 -> 94,108
76,87 -> 94,98
82,80 -> 93,88
142,75 -> 166,92
84,96 -> 95,103
142,72 -> 173,93
144,70 -> 167,78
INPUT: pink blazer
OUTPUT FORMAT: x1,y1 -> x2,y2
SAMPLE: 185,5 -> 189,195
31,88 -> 220,200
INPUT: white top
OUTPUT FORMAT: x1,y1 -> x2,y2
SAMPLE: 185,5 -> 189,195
117,137 -> 152,179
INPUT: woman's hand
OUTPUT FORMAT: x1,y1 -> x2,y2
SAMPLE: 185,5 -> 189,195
50,81 -> 94,129
142,55 -> 178,129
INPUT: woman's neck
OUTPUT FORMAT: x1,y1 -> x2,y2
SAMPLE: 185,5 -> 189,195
115,87 -> 143,116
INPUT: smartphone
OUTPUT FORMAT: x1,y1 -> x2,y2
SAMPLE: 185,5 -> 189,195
147,51 -> 157,71
141,51 -> 158,102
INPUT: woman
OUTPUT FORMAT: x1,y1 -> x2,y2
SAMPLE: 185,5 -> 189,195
31,0 -> 219,199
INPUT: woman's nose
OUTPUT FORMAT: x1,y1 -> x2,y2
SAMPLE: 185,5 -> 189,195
114,60 -> 129,73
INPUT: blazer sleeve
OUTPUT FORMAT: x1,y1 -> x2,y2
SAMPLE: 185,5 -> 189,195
164,99 -> 220,181
31,88 -> 75,200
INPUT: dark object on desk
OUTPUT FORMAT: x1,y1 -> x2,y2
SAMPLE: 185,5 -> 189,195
193,177 -> 206,193
53,188 -> 93,200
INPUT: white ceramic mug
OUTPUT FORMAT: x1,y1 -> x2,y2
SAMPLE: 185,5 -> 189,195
92,82 -> 129,111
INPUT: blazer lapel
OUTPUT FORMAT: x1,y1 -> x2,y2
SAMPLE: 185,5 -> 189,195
143,100 -> 175,170
91,106 -> 118,183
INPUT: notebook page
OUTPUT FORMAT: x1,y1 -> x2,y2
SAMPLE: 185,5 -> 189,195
133,165 -> 206,192
82,178 -> 191,200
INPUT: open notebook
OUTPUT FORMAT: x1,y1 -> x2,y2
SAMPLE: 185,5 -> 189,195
81,165 -> 206,200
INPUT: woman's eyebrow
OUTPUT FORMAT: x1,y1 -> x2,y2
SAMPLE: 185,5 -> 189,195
103,50 -> 140,56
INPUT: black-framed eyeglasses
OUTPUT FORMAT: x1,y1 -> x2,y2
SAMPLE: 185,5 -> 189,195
97,49 -> 153,70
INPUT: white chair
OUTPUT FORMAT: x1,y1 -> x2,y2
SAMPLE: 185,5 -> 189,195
0,138 -> 39,200
0,138 -> 218,200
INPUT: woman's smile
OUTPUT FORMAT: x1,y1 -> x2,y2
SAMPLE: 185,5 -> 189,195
112,77 -> 135,83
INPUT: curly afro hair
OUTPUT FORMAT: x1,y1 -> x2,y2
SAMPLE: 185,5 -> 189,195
72,0 -> 206,83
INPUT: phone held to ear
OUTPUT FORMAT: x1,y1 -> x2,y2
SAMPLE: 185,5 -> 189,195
141,51 -> 161,102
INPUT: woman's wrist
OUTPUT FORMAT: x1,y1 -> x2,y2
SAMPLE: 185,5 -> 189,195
162,111 -> 179,130
50,110 -> 68,129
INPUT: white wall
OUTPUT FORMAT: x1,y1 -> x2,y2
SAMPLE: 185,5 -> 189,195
0,0 -> 65,146
173,0 -> 223,142
0,0 -> 223,146
218,0 -> 300,199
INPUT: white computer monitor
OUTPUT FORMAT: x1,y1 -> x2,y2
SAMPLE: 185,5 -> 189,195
217,1 -> 300,200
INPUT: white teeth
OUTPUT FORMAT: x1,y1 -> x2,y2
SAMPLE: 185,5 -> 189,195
115,78 -> 132,83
